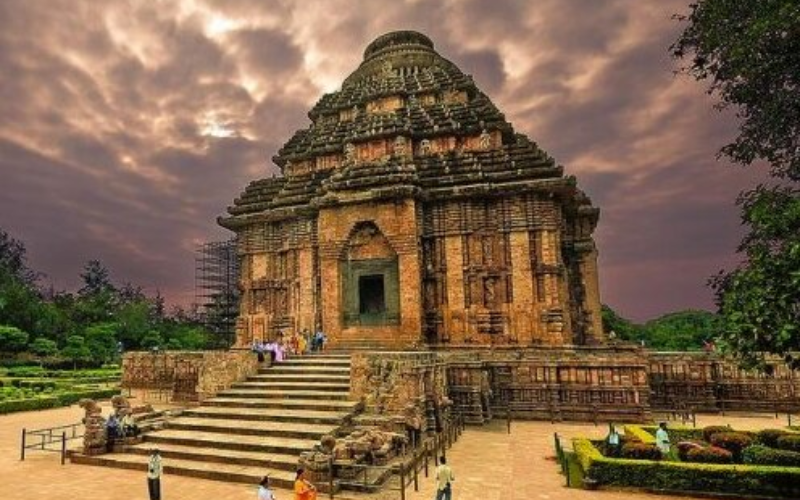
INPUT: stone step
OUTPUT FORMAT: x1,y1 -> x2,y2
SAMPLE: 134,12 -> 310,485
246,374 -> 351,383
183,406 -> 349,424
125,442 -> 299,471
144,429 -> 318,455
231,381 -> 350,392
214,389 -> 351,401
259,366 -> 351,375
71,453 -> 297,489
166,417 -> 336,440
206,397 -> 359,411
280,358 -> 351,366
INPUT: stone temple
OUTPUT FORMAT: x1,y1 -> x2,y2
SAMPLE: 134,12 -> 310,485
220,30 -> 603,349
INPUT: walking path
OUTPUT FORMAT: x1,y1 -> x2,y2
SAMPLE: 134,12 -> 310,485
0,402 -> 785,500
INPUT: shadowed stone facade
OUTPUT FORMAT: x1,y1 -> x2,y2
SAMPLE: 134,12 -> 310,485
220,31 -> 603,349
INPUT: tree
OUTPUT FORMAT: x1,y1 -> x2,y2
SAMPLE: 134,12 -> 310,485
84,323 -> 119,363
601,304 -> 643,342
140,331 -> 163,350
75,260 -> 117,325
672,0 -> 800,367
0,325 -> 30,353
641,310 -> 721,351
0,229 -> 38,285
29,337 -> 58,357
62,335 -> 91,369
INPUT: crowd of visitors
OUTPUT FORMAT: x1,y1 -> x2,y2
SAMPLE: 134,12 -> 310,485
251,329 -> 327,364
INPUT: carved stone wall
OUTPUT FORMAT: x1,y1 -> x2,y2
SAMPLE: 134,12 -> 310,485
121,350 -> 258,404
649,352 -> 800,412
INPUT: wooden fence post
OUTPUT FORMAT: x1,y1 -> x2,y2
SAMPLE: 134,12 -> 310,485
20,429 -> 26,461
61,432 -> 67,465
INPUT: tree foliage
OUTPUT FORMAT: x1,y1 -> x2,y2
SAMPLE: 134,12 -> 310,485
602,304 -> 720,351
672,0 -> 800,367
0,227 -> 216,367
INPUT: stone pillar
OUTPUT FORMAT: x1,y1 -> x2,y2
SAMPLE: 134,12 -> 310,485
509,231 -> 535,344
297,246 -> 316,333
580,246 -> 604,344
539,228 -> 567,345
444,235 -> 465,343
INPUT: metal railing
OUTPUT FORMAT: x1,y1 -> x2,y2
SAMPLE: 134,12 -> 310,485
329,412 -> 465,499
20,422 -> 83,465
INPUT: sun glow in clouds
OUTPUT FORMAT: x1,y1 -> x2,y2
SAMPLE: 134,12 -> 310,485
200,113 -> 236,138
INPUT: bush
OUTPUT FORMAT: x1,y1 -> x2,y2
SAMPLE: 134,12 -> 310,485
758,429 -> 791,448
703,425 -> 732,442
776,435 -> 800,454
744,445 -> 800,467
685,446 -> 734,464
710,432 -> 754,460
621,442 -> 662,461
676,441 -> 705,461
624,425 -> 656,444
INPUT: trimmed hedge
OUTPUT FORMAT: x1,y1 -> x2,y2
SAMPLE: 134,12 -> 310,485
0,388 -> 119,415
710,432 -> 754,461
624,425 -> 656,444
703,425 -> 732,442
573,437 -> 800,498
621,442 -> 662,460
758,429 -> 792,448
776,435 -> 800,454
744,445 -> 800,468
684,446 -> 733,464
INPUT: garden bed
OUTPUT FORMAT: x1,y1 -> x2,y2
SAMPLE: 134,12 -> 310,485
0,367 -> 121,414
572,424 -> 800,499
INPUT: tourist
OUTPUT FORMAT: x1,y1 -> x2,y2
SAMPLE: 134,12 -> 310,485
298,331 -> 308,355
313,330 -> 326,352
606,423 -> 621,457
121,412 -> 138,438
275,338 -> 286,363
656,422 -> 671,455
434,455 -> 454,500
106,414 -> 120,451
289,332 -> 299,355
293,468 -> 317,500
258,475 -> 276,500
147,448 -> 163,500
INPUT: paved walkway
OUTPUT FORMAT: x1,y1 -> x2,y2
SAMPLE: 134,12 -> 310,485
0,402 -> 786,500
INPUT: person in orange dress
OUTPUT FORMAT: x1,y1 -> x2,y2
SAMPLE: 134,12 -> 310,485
293,468 -> 317,500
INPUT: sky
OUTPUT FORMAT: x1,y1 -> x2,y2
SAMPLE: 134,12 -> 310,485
0,0 -> 767,322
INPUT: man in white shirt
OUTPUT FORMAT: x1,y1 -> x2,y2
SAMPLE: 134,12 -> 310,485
434,455 -> 454,500
147,449 -> 163,500
656,422 -> 671,455
258,475 -> 276,500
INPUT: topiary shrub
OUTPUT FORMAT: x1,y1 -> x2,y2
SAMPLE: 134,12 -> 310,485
676,441 -> 705,461
710,432 -> 754,461
685,445 -> 734,464
744,445 -> 800,467
621,442 -> 662,461
757,429 -> 790,448
702,425 -> 731,442
776,435 -> 800,454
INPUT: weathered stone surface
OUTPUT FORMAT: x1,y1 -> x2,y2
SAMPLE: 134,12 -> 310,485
121,350 -> 258,404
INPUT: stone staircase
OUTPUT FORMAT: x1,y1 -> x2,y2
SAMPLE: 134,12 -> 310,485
72,354 -> 356,490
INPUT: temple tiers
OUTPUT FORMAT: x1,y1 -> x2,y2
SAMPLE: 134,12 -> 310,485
219,30 -> 603,349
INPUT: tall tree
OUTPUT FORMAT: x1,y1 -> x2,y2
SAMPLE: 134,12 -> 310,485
672,0 -> 800,367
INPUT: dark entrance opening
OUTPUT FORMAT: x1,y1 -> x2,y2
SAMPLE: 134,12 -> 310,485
359,274 -> 386,315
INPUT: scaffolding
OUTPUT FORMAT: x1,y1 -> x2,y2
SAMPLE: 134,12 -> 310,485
195,239 -> 240,348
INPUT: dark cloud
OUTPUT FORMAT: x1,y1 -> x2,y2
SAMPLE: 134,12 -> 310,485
0,0 -> 760,321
